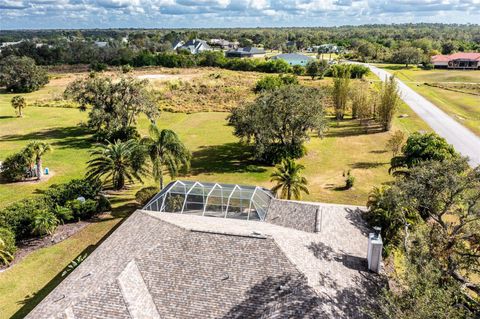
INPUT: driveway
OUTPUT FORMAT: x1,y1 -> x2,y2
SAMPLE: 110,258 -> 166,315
363,64 -> 480,167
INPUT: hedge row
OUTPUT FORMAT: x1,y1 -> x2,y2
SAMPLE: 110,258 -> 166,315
0,179 -> 110,265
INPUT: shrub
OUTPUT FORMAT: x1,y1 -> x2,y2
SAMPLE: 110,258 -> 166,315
96,195 -> 111,213
421,62 -> 434,70
121,64 -> 133,73
257,59 -> 292,73
254,75 -> 284,93
0,227 -> 16,265
155,53 -> 195,68
0,151 -> 31,182
254,74 -> 299,93
67,199 -> 98,220
196,51 -> 226,67
225,58 -> 259,71
292,65 -> 305,75
344,170 -> 355,189
31,210 -> 59,236
53,205 -> 74,223
44,178 -> 103,209
93,126 -> 140,143
326,64 -> 369,79
135,186 -> 159,205
0,198 -> 49,240
89,62 -> 108,72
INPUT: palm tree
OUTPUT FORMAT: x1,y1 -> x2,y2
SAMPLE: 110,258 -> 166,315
86,139 -> 147,190
141,124 -> 190,190
26,141 -> 52,180
32,210 -> 59,237
0,238 -> 13,266
11,95 -> 26,117
270,158 -> 309,200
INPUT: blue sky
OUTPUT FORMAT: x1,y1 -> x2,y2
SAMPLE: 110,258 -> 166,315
1,0 -> 479,29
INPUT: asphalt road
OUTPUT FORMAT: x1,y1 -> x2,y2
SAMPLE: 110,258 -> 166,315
365,64 -> 480,167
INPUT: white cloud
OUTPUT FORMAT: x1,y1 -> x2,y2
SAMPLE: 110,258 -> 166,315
0,0 -> 479,29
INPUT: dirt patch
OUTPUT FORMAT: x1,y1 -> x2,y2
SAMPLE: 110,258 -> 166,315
0,220 -> 90,272
136,73 -> 199,81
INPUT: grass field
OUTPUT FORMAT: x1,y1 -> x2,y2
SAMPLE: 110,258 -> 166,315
376,64 -> 480,136
0,67 -> 430,318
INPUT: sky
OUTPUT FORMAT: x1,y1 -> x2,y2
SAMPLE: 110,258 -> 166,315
1,0 -> 479,30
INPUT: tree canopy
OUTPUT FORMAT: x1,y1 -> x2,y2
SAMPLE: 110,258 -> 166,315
229,85 -> 327,164
64,75 -> 159,140
390,132 -> 458,175
0,55 -> 48,93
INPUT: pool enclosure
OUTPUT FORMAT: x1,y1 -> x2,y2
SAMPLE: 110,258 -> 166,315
143,180 -> 274,221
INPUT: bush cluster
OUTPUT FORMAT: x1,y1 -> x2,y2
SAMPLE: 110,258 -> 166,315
0,179 -> 110,265
131,51 -> 294,74
0,151 -> 32,182
135,186 -> 159,206
325,64 -> 370,79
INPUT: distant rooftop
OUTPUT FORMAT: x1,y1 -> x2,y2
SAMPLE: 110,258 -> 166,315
272,53 -> 314,60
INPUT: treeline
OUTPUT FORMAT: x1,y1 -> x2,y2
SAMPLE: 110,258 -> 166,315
1,24 -> 479,67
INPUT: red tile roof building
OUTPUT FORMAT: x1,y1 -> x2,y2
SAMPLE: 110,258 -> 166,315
431,52 -> 480,69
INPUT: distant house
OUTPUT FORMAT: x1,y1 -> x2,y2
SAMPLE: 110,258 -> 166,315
94,41 -> 108,48
431,53 -> 480,69
307,44 -> 339,54
225,47 -> 266,58
172,40 -> 185,51
210,38 -> 239,50
176,39 -> 212,54
0,40 -> 24,53
271,53 -> 314,66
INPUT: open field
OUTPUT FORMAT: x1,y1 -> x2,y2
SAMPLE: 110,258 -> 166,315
0,67 -> 430,318
375,64 -> 480,136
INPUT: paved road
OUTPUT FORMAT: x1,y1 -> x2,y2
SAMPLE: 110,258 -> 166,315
364,64 -> 480,167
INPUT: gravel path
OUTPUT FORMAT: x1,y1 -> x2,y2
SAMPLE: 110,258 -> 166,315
364,63 -> 480,167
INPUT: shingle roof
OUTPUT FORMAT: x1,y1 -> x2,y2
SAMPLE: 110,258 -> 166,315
27,201 -> 377,319
230,47 -> 265,54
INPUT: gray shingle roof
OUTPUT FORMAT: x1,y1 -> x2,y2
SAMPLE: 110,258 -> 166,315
27,201 -> 377,319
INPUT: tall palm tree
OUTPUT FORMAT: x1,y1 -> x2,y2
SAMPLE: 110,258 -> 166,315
142,124 -> 190,190
270,158 -> 309,200
11,95 -> 26,117
0,238 -> 13,266
87,139 -> 147,190
26,141 -> 52,180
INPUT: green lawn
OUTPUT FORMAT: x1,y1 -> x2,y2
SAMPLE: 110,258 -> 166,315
375,64 -> 480,136
0,68 -> 430,318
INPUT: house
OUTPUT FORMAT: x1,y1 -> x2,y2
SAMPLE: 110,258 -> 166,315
209,38 -> 239,50
27,180 -> 378,319
307,44 -> 339,54
225,47 -> 266,58
271,53 -> 314,66
431,52 -> 480,69
94,41 -> 108,48
171,39 -> 185,51
0,40 -> 24,53
175,39 -> 212,54
0,40 -> 23,48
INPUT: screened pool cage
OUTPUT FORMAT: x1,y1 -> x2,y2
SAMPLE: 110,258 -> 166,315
143,181 -> 274,221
